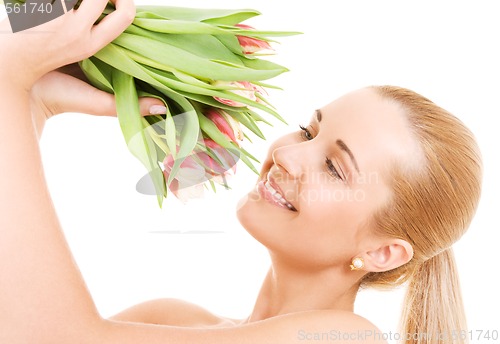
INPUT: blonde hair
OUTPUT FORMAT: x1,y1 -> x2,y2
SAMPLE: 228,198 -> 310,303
363,86 -> 482,344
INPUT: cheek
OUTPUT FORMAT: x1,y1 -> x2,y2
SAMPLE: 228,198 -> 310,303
297,187 -> 373,241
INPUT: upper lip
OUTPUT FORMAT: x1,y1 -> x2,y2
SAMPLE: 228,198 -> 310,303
265,172 -> 298,211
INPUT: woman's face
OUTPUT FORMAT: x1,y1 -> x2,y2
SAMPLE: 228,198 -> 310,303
237,88 -> 421,268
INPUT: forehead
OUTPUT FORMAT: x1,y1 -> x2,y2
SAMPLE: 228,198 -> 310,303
318,88 -> 421,177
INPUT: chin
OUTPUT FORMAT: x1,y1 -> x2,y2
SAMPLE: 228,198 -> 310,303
236,190 -> 267,238
235,188 -> 289,253
236,189 -> 261,233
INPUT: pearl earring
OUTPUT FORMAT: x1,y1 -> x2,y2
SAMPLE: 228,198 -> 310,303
350,257 -> 364,271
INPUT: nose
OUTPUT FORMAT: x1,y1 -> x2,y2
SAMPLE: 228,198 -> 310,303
271,141 -> 309,181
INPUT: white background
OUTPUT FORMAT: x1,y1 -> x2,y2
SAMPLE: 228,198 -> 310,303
2,1 -> 499,342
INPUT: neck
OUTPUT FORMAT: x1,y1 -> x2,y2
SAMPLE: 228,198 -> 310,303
246,253 -> 360,323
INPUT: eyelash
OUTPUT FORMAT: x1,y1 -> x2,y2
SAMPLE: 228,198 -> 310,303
299,125 -> 342,180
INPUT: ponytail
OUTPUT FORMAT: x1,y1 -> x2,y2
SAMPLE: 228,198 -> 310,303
400,248 -> 467,344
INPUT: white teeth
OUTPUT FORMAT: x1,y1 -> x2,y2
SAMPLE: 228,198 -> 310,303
265,181 -> 277,195
264,180 -> 295,210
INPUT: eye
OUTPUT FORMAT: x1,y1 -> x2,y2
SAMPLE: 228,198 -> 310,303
300,124 -> 344,181
325,157 -> 343,180
299,124 -> 314,140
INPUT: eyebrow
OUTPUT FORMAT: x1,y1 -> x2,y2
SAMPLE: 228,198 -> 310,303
315,109 -> 322,122
315,109 -> 360,174
336,139 -> 360,174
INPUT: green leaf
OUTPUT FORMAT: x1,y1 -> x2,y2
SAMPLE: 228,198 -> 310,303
94,44 -> 177,94
136,90 -> 177,159
214,34 -> 246,57
247,108 -> 274,125
240,56 -> 289,73
226,110 -> 266,140
138,65 -> 285,122
238,146 -> 260,163
135,6 -> 260,23
208,179 -> 217,192
112,69 -> 166,207
217,25 -> 302,37
166,108 -> 201,187
125,25 -> 244,67
79,58 -> 114,93
203,11 -> 261,26
132,18 -> 231,35
113,33 -> 288,81
251,81 -> 283,90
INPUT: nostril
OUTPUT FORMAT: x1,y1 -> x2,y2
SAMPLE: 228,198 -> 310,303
269,164 -> 293,186
271,143 -> 304,180
274,164 -> 288,181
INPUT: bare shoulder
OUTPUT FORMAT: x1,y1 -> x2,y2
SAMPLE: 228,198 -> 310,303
110,300 -> 387,343
241,310 -> 387,344
110,298 -> 234,328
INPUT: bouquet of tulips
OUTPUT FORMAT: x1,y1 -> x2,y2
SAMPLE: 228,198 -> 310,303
5,1 -> 296,206
85,3 -> 297,207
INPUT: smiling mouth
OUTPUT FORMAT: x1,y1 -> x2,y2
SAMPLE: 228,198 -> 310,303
260,176 -> 297,212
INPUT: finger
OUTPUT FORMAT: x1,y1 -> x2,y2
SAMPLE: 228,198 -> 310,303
58,80 -> 166,118
86,95 -> 166,117
42,71 -> 166,118
72,89 -> 165,118
89,0 -> 136,53
73,0 -> 113,29
138,98 -> 167,117
57,76 -> 118,116
61,81 -> 166,117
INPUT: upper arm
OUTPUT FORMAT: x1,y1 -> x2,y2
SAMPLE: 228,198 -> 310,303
110,298 -> 226,327
0,86 -> 100,342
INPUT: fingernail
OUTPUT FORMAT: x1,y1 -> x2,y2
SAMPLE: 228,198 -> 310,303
149,105 -> 167,115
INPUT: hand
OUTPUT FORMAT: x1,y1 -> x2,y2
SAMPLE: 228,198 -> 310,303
29,65 -> 166,136
0,0 -> 136,89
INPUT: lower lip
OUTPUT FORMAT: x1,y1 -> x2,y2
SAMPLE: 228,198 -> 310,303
257,180 -> 294,212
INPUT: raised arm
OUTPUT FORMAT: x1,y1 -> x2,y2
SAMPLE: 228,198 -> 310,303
0,1 -> 135,342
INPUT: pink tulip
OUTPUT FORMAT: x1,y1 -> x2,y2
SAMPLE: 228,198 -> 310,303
251,83 -> 268,105
213,80 -> 257,107
162,139 -> 238,201
205,108 -> 244,144
201,139 -> 238,177
235,24 -> 274,55
163,152 -> 207,202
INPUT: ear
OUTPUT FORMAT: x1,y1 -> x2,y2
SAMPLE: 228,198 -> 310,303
361,239 -> 413,272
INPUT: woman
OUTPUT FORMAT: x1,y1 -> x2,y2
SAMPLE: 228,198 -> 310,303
0,1 -> 482,343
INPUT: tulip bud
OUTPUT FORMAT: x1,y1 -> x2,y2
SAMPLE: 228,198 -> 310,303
201,139 -> 238,177
205,108 -> 244,144
251,83 -> 268,105
235,24 -> 274,55
162,139 -> 238,201
212,80 -> 257,107
163,154 -> 207,202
